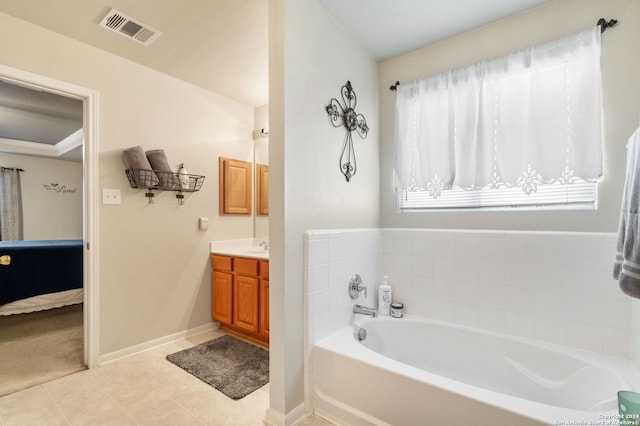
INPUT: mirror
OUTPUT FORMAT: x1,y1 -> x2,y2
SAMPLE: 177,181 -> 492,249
253,105 -> 268,239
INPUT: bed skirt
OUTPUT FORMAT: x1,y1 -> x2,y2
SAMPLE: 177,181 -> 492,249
0,289 -> 83,316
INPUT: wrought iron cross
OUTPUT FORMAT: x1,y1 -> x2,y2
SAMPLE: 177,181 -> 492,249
325,81 -> 369,182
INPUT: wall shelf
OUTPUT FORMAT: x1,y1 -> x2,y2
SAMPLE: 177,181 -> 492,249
125,168 -> 205,205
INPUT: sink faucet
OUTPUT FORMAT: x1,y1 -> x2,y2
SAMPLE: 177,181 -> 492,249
353,304 -> 377,317
259,240 -> 269,250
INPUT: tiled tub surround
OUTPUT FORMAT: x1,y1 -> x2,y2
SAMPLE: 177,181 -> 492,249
305,228 -> 629,358
304,228 -> 631,420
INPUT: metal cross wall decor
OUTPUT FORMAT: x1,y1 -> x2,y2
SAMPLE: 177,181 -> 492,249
325,81 -> 369,182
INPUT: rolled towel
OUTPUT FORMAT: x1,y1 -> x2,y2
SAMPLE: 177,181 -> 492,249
146,149 -> 178,188
122,146 -> 158,187
614,128 -> 640,298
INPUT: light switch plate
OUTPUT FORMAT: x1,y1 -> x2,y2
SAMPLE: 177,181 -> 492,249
102,188 -> 121,205
198,217 -> 209,231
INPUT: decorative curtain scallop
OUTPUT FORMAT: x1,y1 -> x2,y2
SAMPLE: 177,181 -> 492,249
393,27 -> 603,198
0,167 -> 24,241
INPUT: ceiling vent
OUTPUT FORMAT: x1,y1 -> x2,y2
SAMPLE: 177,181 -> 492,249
99,8 -> 161,46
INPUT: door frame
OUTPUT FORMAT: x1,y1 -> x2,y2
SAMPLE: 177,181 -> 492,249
0,64 -> 99,367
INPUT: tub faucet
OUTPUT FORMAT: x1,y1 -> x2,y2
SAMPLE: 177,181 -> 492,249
353,304 -> 377,317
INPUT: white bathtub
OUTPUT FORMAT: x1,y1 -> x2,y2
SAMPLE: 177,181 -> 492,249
312,315 -> 640,426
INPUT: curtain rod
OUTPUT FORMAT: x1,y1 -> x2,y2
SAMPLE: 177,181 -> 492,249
389,17 -> 618,92
1,167 -> 24,172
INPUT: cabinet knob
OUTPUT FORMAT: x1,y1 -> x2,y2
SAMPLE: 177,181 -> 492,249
0,255 -> 10,266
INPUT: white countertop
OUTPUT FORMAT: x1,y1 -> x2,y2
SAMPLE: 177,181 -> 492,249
210,238 -> 269,260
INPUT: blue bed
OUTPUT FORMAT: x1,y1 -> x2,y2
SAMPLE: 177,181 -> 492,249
0,239 -> 83,309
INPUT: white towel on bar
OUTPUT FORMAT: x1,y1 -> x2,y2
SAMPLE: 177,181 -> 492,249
614,127 -> 640,298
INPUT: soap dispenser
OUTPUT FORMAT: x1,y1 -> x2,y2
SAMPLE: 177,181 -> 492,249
378,274 -> 392,316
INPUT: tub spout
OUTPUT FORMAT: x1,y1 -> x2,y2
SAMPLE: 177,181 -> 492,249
353,304 -> 377,317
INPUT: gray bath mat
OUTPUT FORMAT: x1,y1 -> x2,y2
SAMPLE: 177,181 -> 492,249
166,334 -> 269,400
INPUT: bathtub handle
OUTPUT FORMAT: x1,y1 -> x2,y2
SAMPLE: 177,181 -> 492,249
349,274 -> 367,299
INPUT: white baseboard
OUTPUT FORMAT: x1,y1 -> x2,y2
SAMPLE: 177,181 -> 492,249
98,321 -> 220,365
264,403 -> 307,426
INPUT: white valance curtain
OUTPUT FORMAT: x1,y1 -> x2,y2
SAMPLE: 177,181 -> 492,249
393,27 -> 603,198
0,167 -> 24,241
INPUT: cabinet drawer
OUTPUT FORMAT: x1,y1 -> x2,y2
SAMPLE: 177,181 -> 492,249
235,257 -> 259,276
212,255 -> 233,272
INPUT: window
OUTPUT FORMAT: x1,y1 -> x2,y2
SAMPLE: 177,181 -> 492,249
393,27 -> 603,211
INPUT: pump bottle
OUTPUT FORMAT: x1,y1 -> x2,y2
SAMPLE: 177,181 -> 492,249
378,274 -> 393,315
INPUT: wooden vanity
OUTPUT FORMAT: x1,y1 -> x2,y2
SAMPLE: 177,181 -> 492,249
211,253 -> 269,346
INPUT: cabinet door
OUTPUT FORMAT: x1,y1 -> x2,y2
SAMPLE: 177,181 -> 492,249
256,164 -> 269,216
233,275 -> 259,333
259,279 -> 269,338
212,271 -> 233,324
219,157 -> 252,215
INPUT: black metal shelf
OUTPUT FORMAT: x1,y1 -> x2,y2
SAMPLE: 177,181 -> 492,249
125,168 -> 205,204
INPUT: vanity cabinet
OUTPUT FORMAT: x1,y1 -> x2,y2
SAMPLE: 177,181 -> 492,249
211,254 -> 269,345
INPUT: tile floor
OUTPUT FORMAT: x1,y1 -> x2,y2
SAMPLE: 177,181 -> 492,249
0,329 -> 333,426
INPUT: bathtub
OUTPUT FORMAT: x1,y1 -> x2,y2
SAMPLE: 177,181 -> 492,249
312,315 -> 640,426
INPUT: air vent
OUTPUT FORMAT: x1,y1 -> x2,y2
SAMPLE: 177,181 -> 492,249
99,8 -> 161,46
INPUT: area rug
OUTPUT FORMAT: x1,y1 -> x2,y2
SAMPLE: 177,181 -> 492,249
166,334 -> 269,400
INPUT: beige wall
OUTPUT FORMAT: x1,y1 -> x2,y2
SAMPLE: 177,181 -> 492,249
270,0 -> 380,416
0,11 -> 255,355
0,152 -> 83,240
379,0 -> 640,232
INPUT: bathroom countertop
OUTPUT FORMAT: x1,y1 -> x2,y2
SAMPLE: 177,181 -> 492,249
210,238 -> 269,260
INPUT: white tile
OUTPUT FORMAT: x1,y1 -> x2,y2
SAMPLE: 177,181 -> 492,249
313,288 -> 329,318
477,307 -> 505,333
475,283 -> 507,310
565,321 -> 603,353
411,231 -> 433,257
433,258 -> 456,280
411,277 -> 433,299
308,264 -> 329,293
600,299 -> 632,329
454,281 -> 478,306
432,299 -> 455,322
602,327 -> 631,358
454,303 -> 479,327
476,238 -> 506,262
432,235 -> 456,258
504,311 -> 535,339
313,314 -> 331,343
384,254 -> 412,274
534,316 -> 567,345
455,237 -> 480,260
476,261 -> 506,286
328,233 -> 344,263
503,238 -> 535,264
411,255 -> 433,278
455,259 -> 477,282
433,279 -> 457,301
534,236 -> 569,267
308,238 -> 329,267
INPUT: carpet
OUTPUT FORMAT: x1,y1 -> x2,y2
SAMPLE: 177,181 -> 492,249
0,304 -> 85,396
166,334 -> 269,400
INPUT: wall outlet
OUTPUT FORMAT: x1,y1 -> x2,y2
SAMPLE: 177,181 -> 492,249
102,188 -> 121,205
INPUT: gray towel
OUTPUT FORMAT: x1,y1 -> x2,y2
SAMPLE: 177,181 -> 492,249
146,149 -> 178,188
122,146 -> 158,187
614,128 -> 640,298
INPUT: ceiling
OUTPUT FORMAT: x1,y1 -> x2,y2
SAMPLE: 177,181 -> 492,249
0,0 -> 556,163
316,0 -> 556,60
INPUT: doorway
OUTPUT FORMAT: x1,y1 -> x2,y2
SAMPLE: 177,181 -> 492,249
0,65 -> 99,383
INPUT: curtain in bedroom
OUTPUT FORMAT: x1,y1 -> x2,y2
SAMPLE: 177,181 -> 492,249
0,167 -> 24,241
